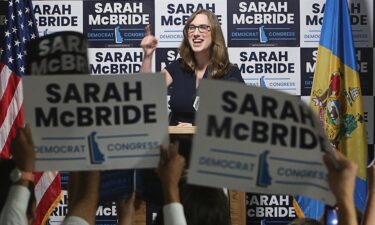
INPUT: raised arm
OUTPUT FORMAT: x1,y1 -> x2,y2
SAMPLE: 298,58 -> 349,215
10,124 -> 36,187
323,151 -> 358,225
140,25 -> 158,73
156,143 -> 187,225
0,124 -> 36,225
63,171 -> 100,225
362,161 -> 375,225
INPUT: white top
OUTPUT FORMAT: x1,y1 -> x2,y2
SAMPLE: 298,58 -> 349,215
163,202 -> 187,225
0,185 -> 31,225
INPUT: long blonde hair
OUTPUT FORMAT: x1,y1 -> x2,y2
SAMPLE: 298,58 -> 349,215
179,9 -> 231,78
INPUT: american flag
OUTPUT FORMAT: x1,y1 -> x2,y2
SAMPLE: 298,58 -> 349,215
0,1 -> 61,225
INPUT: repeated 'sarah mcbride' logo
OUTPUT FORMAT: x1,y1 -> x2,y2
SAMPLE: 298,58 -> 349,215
307,2 -> 368,26
90,50 -> 143,75
303,2 -> 369,46
305,3 -> 324,26
85,1 -> 153,47
34,4 -> 78,27
233,2 -> 294,25
89,2 -> 148,26
161,3 -> 222,26
239,51 -> 295,74
155,48 -> 180,71
355,48 -> 373,96
300,48 -> 318,96
33,2 -> 83,37
237,50 -> 297,92
228,0 -> 299,47
50,192 -> 68,217
246,194 -> 296,219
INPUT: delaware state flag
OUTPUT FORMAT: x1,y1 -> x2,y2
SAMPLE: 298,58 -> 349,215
310,0 -> 367,212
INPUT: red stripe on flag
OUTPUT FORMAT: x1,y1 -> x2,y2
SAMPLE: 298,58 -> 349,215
0,104 -> 24,158
34,172 -> 43,190
2,2 -> 62,224
33,173 -> 62,225
0,64 -> 4,73
0,69 -> 21,127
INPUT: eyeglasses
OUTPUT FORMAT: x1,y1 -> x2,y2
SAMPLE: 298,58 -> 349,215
187,24 -> 211,33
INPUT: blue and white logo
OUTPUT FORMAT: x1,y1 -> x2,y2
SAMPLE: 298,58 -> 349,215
259,26 -> 268,43
114,26 -> 124,43
227,0 -> 299,47
256,151 -> 272,187
88,132 -> 105,164
260,76 -> 267,88
83,1 -> 154,48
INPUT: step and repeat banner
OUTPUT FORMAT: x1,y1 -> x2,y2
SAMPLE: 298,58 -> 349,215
1,0 -> 374,224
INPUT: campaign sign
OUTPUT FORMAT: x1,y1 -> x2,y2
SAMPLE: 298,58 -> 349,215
229,47 -> 301,95
301,48 -> 373,97
227,0 -> 300,47
300,48 -> 318,96
300,0 -> 373,48
188,79 -> 335,205
83,0 -> 154,48
347,0 -> 373,47
33,1 -> 83,37
246,194 -> 296,225
23,75 -> 169,171
299,0 -> 321,48
49,190 -> 118,225
356,48 -> 373,96
88,48 -> 143,75
155,48 -> 179,72
363,96 -> 374,145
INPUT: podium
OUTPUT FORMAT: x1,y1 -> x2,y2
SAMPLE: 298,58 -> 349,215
133,126 -> 246,225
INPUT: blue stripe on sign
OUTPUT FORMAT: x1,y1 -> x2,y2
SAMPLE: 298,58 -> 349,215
197,170 -> 253,181
210,148 -> 256,157
275,180 -> 329,191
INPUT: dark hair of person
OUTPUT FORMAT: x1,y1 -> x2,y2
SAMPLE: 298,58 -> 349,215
180,184 -> 231,225
152,184 -> 231,225
179,9 -> 231,79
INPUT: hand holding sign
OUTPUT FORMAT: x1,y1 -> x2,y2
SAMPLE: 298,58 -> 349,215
362,162 -> 375,225
23,75 -> 169,171
156,143 -> 186,203
323,151 -> 357,203
323,151 -> 358,225
10,124 -> 35,173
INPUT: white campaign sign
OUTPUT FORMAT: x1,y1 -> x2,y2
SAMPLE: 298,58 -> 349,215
23,74 -> 169,171
188,79 -> 335,205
